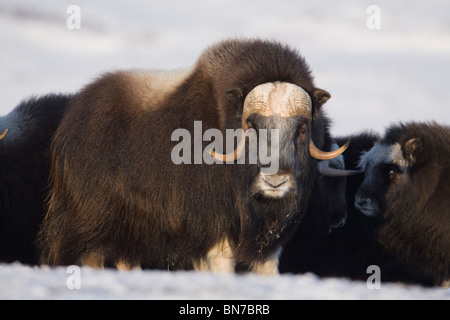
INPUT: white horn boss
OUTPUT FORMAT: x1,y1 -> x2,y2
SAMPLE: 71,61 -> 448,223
210,82 -> 350,162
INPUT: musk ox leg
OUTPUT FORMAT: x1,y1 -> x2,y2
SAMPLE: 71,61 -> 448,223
250,247 -> 282,276
193,239 -> 235,274
80,252 -> 105,269
116,260 -> 142,271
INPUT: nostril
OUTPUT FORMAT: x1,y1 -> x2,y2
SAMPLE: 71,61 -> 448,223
261,174 -> 289,188
355,194 -> 366,205
356,193 -> 375,209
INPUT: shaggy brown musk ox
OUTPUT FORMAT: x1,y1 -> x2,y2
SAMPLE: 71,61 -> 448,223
38,39 -> 350,274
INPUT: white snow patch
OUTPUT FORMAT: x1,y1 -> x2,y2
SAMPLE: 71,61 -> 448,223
0,263 -> 448,300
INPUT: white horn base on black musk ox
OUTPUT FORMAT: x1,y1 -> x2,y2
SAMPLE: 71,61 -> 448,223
37,39 -> 347,274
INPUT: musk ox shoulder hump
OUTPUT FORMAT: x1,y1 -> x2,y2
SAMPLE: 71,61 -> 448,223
83,68 -> 192,111
127,68 -> 192,106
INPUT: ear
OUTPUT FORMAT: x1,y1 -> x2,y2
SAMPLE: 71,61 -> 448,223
403,138 -> 423,164
312,88 -> 331,113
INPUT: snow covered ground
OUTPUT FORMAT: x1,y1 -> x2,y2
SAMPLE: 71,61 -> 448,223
1,0 -> 449,300
1,263 -> 448,300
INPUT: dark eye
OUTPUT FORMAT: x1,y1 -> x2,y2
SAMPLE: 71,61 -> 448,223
298,124 -> 307,135
246,120 -> 257,131
389,165 -> 402,179
296,124 -> 307,144
389,170 -> 395,178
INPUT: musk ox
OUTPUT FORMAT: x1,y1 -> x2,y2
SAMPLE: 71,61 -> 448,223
288,116 -> 356,236
354,127 -> 405,217
0,94 -> 71,264
280,131 -> 434,285
312,142 -> 351,232
260,121 -> 355,274
37,39 -> 350,274
280,132 -> 377,276
356,122 -> 450,286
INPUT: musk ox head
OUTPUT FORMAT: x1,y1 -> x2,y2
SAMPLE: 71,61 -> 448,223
354,122 -> 446,218
383,122 -> 450,217
357,122 -> 450,285
210,81 -> 351,200
197,39 -> 356,263
354,141 -> 394,217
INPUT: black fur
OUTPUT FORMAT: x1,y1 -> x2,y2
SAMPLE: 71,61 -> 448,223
280,131 -> 376,276
280,131 -> 435,285
0,94 -> 70,264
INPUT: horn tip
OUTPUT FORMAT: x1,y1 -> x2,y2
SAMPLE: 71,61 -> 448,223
342,139 -> 351,149
0,129 -> 7,140
347,169 -> 361,176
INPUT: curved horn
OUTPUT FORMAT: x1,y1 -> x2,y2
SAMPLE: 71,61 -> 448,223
0,129 -> 7,140
317,160 -> 359,177
209,131 -> 247,162
309,139 -> 350,160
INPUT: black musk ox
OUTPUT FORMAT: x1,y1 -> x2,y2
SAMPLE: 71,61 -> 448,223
354,127 -> 405,217
280,132 -> 378,276
311,142 -> 350,232
0,94 -> 70,264
37,39 -> 351,274
356,122 -> 450,285
280,131 -> 434,285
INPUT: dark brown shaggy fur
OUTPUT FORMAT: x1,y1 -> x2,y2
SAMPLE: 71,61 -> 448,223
38,39 -> 331,271
378,122 -> 450,285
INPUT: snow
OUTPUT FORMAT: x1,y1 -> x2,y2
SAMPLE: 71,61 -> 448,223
0,0 -> 449,300
1,263 -> 448,300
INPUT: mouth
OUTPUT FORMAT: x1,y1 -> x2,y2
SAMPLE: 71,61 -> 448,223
330,216 -> 346,230
355,202 -> 380,217
252,172 -> 296,199
257,186 -> 293,199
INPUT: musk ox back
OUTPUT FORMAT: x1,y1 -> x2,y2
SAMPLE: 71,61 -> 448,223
0,94 -> 70,264
38,39 -> 348,274
356,122 -> 450,285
